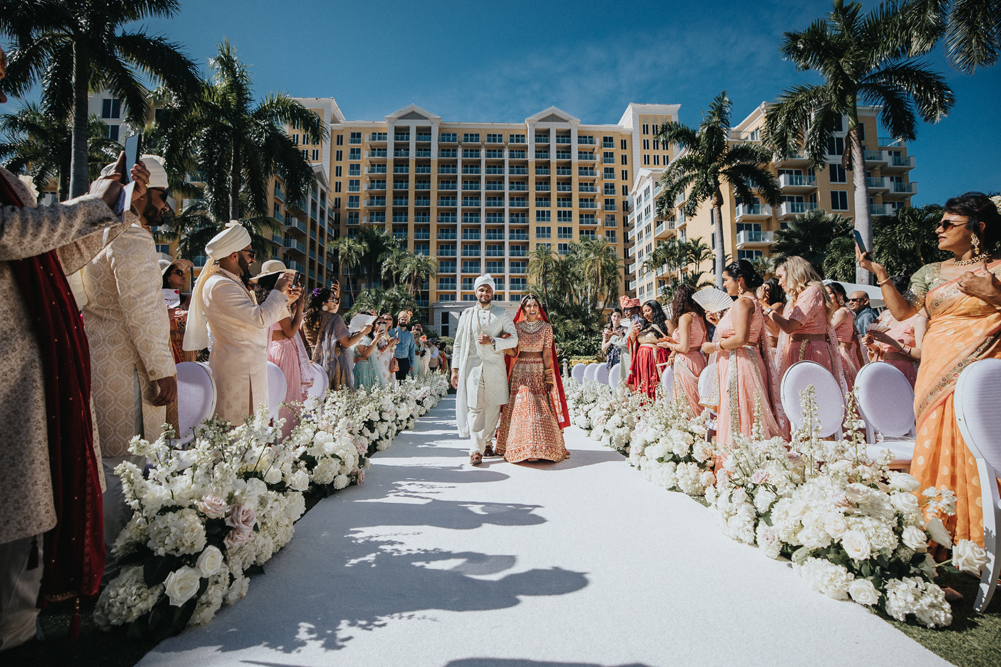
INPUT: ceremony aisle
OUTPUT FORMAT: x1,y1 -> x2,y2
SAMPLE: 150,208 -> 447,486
136,397 -> 948,667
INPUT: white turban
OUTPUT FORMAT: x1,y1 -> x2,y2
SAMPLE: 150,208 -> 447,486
474,274 -> 496,290
183,222 -> 252,351
140,154 -> 169,189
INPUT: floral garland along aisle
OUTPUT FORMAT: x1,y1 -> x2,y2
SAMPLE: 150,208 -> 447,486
94,375 -> 449,639
564,373 -> 989,628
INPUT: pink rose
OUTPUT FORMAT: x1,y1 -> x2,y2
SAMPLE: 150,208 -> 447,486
356,469 -> 366,484
751,470 -> 769,485
196,495 -> 229,519
786,452 -> 802,463
354,439 -> 368,455
226,504 -> 257,532
224,526 -> 254,550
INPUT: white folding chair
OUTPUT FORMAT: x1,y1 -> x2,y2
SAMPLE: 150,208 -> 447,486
174,361 -> 217,445
572,363 -> 587,385
608,363 -> 622,388
266,361 -> 287,423
660,364 -> 675,401
595,364 -> 609,385
698,362 -> 717,436
583,363 -> 599,383
955,358 -> 1001,613
854,361 -> 916,466
781,361 -> 844,438
306,362 -> 328,400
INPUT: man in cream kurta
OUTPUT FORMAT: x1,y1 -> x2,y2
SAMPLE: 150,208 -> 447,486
451,275 -> 518,465
184,223 -> 298,424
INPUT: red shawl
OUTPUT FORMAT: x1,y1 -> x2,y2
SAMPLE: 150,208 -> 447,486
1,174 -> 105,602
504,301 -> 571,430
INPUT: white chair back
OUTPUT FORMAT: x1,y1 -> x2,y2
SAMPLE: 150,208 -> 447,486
698,362 -> 716,405
955,358 -> 1001,613
174,361 -> 216,445
661,365 -> 674,400
306,362 -> 328,400
584,362 -> 600,382
266,361 -> 287,422
572,362 -> 587,385
608,363 -> 622,388
854,362 -> 916,441
781,361 -> 844,438
594,364 -> 609,385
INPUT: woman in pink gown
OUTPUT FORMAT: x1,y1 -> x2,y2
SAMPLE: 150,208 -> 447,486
862,275 -> 920,387
826,282 -> 866,390
701,260 -> 783,461
661,284 -> 707,415
765,256 -> 847,395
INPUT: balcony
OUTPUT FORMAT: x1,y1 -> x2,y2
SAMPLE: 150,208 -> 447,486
414,230 -> 430,240
736,230 -> 775,249
283,238 -> 306,255
367,149 -> 388,158
438,198 -> 457,207
863,150 -> 888,164
886,181 -> 917,197
885,154 -> 916,170
778,174 -> 817,191
366,197 -> 386,207
287,260 -> 306,274
778,201 -> 818,218
866,177 -> 888,191
393,149 -> 410,158
366,182 -> 386,191
735,203 -> 772,221
877,136 -> 903,147
772,151 -> 809,165
870,204 -> 894,216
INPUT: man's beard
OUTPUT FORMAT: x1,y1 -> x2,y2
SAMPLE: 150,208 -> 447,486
143,198 -> 164,225
237,254 -> 253,286
477,294 -> 492,305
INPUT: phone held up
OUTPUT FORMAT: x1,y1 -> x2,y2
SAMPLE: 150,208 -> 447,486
853,230 -> 870,258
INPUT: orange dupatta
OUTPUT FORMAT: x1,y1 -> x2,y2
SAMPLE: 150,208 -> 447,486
504,302 -> 571,430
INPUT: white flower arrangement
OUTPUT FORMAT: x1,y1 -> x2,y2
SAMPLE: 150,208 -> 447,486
95,374 -> 446,638
629,398 -> 714,496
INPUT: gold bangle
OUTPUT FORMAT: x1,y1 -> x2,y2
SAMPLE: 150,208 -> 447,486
877,277 -> 893,286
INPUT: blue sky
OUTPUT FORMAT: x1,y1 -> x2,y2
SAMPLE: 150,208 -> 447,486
3,0 -> 998,204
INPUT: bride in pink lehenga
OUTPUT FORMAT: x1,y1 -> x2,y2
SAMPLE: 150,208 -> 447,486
701,260 -> 785,466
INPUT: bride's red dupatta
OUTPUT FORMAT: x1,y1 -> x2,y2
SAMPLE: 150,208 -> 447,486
503,299 -> 570,430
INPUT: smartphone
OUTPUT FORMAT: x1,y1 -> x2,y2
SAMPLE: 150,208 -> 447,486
853,230 -> 869,256
292,272 -> 301,288
122,134 -> 141,183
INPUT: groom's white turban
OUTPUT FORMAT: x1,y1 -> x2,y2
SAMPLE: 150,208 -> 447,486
474,274 -> 496,290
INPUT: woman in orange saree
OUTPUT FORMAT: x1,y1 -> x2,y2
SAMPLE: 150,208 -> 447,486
495,295 -> 570,463
858,192 -> 1001,547
662,284 -> 708,416
701,260 -> 784,461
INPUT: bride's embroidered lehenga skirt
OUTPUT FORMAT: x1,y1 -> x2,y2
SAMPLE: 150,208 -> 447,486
496,357 -> 568,463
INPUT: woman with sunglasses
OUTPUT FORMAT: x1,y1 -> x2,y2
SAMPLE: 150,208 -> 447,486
858,192 -> 1001,550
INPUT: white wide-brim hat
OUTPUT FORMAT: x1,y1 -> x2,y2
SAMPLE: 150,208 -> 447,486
158,256 -> 194,276
251,259 -> 297,283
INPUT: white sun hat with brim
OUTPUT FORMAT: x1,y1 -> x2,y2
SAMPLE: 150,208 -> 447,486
251,259 -> 297,283
158,256 -> 194,276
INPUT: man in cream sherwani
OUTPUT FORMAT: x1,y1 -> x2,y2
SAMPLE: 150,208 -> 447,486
183,222 -> 301,424
450,274 -> 518,466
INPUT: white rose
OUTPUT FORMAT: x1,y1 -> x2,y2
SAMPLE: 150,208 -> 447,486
731,488 -> 748,505
891,492 -> 919,513
290,470 -> 309,492
888,472 -> 920,493
901,526 -> 929,553
952,540 -> 988,575
824,513 -> 848,539
924,517 -> 953,548
196,495 -> 229,519
333,474 -> 350,490
164,566 -> 201,607
840,530 -> 872,561
848,579 -> 881,606
196,546 -> 224,577
264,467 -> 282,485
845,483 -> 870,503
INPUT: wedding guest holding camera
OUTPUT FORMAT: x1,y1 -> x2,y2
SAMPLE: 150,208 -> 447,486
861,275 -> 920,387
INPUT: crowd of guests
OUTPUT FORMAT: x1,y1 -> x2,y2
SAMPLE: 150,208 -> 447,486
597,190 -> 1001,556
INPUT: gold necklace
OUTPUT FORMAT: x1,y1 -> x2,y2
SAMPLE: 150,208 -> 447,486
954,252 -> 991,267
520,319 -> 544,333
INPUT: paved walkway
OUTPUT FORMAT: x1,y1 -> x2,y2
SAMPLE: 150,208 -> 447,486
140,397 -> 947,667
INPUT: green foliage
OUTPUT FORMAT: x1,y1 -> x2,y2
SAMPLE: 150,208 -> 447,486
872,204 -> 951,276
346,285 -> 418,321
772,209 -> 852,274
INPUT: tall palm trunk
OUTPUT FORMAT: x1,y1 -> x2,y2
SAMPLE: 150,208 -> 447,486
69,43 -> 91,198
849,111 -> 872,284
229,141 -> 242,221
712,189 -> 725,289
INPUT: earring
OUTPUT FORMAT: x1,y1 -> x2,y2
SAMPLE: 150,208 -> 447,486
322,305 -> 329,312
972,233 -> 982,256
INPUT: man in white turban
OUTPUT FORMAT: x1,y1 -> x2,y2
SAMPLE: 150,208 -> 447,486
183,222 -> 302,423
450,274 -> 518,465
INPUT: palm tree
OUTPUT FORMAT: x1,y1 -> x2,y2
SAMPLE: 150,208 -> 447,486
902,0 -> 1001,74
656,91 -> 781,288
527,243 -> 561,311
331,236 -> 367,302
683,237 -> 715,277
0,0 -> 199,197
641,237 -> 686,281
147,40 -> 326,222
398,253 -> 437,297
574,237 -> 623,310
157,198 -> 278,264
771,208 -> 852,272
347,285 -> 418,320
872,204 -> 950,275
762,0 -> 954,283
0,102 -> 120,200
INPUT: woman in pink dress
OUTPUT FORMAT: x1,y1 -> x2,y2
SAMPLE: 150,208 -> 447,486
826,282 -> 866,390
701,260 -> 783,460
661,284 -> 707,415
765,256 -> 847,395
861,275 -> 920,387
495,295 -> 570,463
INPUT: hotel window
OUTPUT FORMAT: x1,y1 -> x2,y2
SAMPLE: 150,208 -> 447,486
312,149 -> 319,160
556,210 -> 572,222
654,155 -> 661,166
622,185 -> 629,196
621,170 -> 628,181
348,164 -> 360,175
826,137 -> 845,156
348,179 -> 360,192
103,124 -> 120,141
831,190 -> 849,210
602,136 -> 614,148
642,124 -> 649,135
603,183 -> 616,195
335,166 -> 342,177
604,167 -> 616,179
348,196 -> 359,208
643,139 -> 649,150
349,132 -> 362,144
334,182 -> 341,193
335,150 -> 342,161
301,149 -> 308,159
511,277 -> 527,289
101,99 -> 122,119
557,226 -> 573,239
605,231 -> 617,242
557,243 -> 569,255
535,133 -> 549,144
349,148 -> 360,160
536,211 -> 551,222
336,134 -> 343,146
510,134 -> 526,144
536,226 -> 551,238
462,133 -> 480,143
621,155 -> 628,165
292,134 -> 299,145
486,133 -> 503,143
620,139 -> 627,150
643,155 -> 650,165
333,197 -> 340,208
829,165 -> 847,183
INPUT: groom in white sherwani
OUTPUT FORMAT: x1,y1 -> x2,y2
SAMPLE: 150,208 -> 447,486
451,274 -> 518,465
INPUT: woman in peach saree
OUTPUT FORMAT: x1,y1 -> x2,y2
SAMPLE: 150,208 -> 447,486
701,260 -> 784,460
662,284 -> 707,416
858,192 -> 1001,547
826,282 -> 866,391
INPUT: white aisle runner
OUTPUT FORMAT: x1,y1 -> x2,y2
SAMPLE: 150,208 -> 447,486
140,397 -> 947,667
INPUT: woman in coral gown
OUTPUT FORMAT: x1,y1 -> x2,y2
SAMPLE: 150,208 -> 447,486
661,284 -> 707,415
627,300 -> 672,399
858,191 -> 1001,547
826,282 -> 865,390
495,295 -> 570,463
861,276 -> 920,388
702,260 -> 784,458
766,256 -> 847,395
